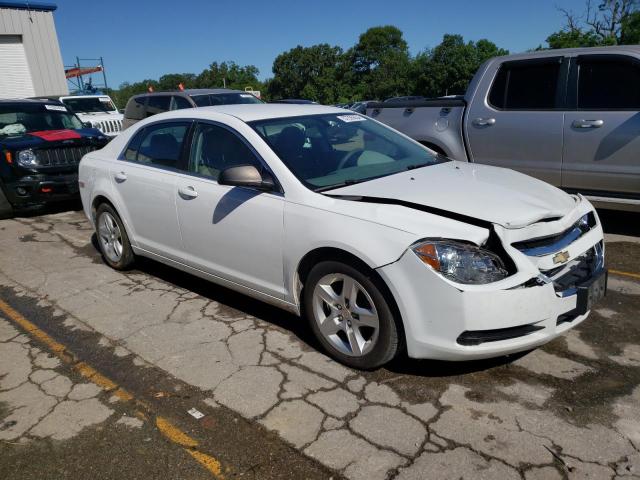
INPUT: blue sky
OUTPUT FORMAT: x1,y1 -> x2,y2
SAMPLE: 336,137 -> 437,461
54,0 -> 587,88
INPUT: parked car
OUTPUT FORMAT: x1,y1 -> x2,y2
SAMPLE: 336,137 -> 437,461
350,100 -> 377,114
33,95 -> 124,138
368,46 -> 640,212
122,89 -> 263,130
0,99 -> 109,218
384,96 -> 426,103
271,99 -> 318,104
61,95 -> 124,138
79,104 -> 606,369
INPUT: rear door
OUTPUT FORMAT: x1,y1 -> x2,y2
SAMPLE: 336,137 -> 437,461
112,121 -> 191,260
561,54 -> 640,198
465,57 -> 567,185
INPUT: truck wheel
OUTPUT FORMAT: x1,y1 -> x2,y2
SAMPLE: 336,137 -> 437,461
0,186 -> 14,220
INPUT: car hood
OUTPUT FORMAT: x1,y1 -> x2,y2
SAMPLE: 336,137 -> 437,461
324,161 -> 576,229
76,112 -> 123,121
1,128 -> 108,149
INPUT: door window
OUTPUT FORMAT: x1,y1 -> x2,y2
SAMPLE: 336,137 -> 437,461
171,96 -> 193,110
125,122 -> 190,169
188,122 -> 263,180
489,60 -> 561,110
577,56 -> 640,110
146,96 -> 171,117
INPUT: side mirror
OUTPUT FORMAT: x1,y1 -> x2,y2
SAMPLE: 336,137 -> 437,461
218,165 -> 275,191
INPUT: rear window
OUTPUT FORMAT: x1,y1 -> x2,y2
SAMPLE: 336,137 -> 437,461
577,56 -> 640,110
489,60 -> 561,110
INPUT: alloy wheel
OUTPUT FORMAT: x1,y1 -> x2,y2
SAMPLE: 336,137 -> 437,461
312,273 -> 380,357
97,211 -> 123,263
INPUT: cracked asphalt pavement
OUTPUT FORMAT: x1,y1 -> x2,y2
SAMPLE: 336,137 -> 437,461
0,208 -> 639,479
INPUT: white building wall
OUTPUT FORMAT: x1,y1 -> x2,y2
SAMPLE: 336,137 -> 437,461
0,6 -> 68,98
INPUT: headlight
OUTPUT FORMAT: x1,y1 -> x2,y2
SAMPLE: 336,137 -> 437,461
412,240 -> 508,285
17,149 -> 38,167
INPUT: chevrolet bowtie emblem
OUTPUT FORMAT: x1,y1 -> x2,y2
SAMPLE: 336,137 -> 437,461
553,251 -> 570,264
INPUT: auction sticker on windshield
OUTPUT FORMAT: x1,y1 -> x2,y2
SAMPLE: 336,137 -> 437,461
337,114 -> 365,122
44,105 -> 67,111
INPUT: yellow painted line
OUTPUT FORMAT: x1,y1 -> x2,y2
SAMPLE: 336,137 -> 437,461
0,298 -> 225,479
188,450 -> 224,477
156,416 -> 199,448
610,269 -> 640,281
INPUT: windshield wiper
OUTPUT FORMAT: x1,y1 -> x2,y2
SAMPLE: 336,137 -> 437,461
315,179 -> 359,192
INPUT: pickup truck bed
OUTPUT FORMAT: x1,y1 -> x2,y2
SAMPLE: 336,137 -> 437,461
367,46 -> 640,212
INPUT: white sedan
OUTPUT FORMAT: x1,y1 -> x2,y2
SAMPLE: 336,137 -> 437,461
78,104 -> 606,369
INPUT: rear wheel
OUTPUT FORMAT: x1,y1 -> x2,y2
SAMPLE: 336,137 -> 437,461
96,203 -> 134,270
303,261 -> 400,369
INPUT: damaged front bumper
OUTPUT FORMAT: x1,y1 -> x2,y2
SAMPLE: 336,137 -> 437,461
377,198 -> 606,361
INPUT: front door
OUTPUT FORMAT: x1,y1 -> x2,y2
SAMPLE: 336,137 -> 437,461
562,54 -> 640,197
175,121 -> 285,299
111,121 -> 191,260
465,57 -> 567,185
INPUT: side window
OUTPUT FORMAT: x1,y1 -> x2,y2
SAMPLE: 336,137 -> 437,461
188,123 -> 262,181
124,128 -> 145,161
124,96 -> 146,121
146,96 -> 171,117
190,95 -> 211,107
132,122 -> 190,169
578,56 -> 640,109
489,60 -> 561,110
171,96 -> 192,110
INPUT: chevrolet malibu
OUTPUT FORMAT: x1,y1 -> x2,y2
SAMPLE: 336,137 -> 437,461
78,105 -> 607,369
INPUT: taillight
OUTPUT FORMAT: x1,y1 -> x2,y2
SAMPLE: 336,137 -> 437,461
3,151 -> 12,164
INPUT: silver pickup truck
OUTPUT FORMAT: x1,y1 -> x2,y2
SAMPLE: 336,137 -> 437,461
367,46 -> 640,211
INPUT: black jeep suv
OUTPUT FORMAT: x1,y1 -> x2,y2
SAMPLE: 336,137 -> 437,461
0,99 -> 109,218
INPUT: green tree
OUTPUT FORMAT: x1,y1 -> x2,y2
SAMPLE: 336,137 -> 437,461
348,26 -> 413,99
267,44 -> 345,103
414,34 -> 508,97
545,0 -> 639,48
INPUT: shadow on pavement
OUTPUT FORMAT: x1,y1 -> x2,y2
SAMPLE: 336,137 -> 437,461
598,208 -> 640,237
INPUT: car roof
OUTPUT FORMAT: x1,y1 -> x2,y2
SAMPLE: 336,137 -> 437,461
149,103 -> 346,122
493,44 -> 640,62
0,98 -> 66,106
132,88 -> 248,98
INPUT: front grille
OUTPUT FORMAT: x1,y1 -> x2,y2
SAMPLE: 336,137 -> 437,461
35,146 -> 96,167
543,242 -> 604,294
96,119 -> 122,134
513,212 -> 596,257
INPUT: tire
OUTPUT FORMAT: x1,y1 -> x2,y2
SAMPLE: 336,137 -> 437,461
95,203 -> 135,270
0,186 -> 14,220
303,261 -> 400,369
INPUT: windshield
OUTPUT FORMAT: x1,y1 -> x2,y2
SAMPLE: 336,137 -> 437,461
0,104 -> 83,137
61,97 -> 116,113
190,93 -> 263,107
250,113 -> 446,191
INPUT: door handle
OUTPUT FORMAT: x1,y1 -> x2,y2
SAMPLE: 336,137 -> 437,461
178,186 -> 198,199
473,117 -> 496,127
114,171 -> 127,183
572,119 -> 604,129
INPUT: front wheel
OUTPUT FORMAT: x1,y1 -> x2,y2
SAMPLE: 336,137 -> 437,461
95,204 -> 135,270
303,261 -> 400,369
